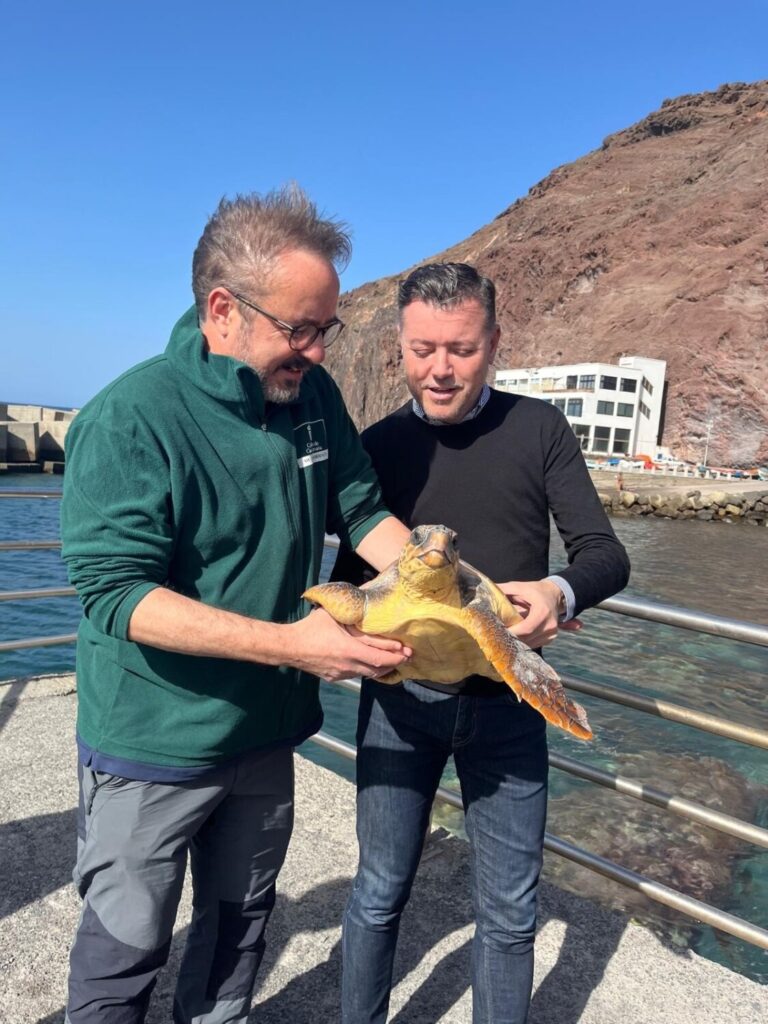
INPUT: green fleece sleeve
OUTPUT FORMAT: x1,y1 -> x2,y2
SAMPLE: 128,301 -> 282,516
322,374 -> 391,549
61,414 -> 174,640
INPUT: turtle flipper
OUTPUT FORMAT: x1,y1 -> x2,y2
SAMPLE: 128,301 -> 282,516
302,582 -> 366,625
461,605 -> 593,741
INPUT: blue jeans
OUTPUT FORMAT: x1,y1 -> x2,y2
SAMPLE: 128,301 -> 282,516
342,679 -> 548,1024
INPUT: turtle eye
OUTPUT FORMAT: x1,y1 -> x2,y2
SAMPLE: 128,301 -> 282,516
411,527 -> 425,545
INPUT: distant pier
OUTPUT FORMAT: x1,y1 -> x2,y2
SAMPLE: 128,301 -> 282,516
0,402 -> 77,473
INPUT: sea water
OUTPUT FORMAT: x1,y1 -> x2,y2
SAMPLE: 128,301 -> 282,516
1,472 -> 767,981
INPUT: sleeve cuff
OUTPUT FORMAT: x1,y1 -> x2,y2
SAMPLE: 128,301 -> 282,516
112,582 -> 162,640
546,575 -> 576,622
346,508 -> 392,552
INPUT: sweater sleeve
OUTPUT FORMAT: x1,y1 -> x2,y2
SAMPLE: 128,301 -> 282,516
322,374 -> 391,550
61,414 -> 174,640
542,409 -> 630,615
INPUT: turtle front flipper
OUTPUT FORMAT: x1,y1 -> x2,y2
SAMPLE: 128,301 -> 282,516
461,605 -> 593,741
303,582 -> 366,625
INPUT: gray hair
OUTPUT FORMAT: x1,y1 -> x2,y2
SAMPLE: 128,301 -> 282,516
192,184 -> 352,318
397,263 -> 497,331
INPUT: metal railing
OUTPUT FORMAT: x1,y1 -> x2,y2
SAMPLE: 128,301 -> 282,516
2,498 -> 767,950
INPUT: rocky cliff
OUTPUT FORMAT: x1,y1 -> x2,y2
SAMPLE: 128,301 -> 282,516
327,81 -> 768,466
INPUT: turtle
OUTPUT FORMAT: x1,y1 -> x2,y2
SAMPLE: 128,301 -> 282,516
303,523 -> 592,740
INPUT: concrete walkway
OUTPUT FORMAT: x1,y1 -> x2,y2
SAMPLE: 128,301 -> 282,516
1,674 -> 766,1024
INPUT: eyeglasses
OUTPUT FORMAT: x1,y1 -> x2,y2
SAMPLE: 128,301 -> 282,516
230,291 -> 345,351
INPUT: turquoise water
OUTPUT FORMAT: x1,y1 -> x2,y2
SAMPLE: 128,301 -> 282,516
1,472 -> 767,982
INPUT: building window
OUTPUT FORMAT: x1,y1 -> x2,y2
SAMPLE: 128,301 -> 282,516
566,375 -> 578,389
620,378 -> 637,393
617,403 -> 634,417
613,428 -> 631,455
554,398 -> 566,412
642,377 -> 653,395
578,374 -> 596,390
639,401 -> 651,418
573,424 -> 590,450
597,400 -> 615,415
566,398 -> 583,417
593,426 -> 610,453
600,375 -> 617,390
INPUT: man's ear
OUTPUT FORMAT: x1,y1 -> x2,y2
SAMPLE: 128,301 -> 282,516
489,324 -> 501,363
207,288 -> 235,330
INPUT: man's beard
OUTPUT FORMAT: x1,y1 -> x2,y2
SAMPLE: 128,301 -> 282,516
234,325 -> 312,403
257,371 -> 302,404
257,353 -> 314,403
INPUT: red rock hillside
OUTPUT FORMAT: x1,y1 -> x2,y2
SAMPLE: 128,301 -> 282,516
327,81 -> 768,467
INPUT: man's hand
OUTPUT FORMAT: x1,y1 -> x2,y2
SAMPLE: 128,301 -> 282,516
497,579 -> 583,648
287,608 -> 411,682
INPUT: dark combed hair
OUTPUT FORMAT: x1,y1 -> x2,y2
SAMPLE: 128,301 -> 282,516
192,183 -> 352,318
397,262 -> 496,330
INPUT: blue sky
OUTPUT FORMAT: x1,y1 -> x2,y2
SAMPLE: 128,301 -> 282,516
2,1 -> 766,408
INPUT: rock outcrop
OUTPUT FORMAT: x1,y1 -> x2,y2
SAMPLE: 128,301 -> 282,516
327,81 -> 768,466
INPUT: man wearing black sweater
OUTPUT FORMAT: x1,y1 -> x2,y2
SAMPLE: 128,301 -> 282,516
336,263 -> 630,1024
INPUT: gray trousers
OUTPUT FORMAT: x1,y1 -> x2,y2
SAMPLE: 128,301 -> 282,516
66,745 -> 295,1024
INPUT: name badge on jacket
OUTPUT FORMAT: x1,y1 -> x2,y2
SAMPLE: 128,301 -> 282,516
295,418 -> 329,468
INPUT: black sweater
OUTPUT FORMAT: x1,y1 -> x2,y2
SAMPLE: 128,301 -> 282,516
334,389 -> 630,615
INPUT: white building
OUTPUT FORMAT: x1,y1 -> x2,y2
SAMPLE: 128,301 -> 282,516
495,356 -> 667,457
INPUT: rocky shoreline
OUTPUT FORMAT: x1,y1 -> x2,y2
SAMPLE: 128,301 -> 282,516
598,487 -> 768,525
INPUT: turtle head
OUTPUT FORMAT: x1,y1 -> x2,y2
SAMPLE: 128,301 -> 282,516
399,525 -> 460,599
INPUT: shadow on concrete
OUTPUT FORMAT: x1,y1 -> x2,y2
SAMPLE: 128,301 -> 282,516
23,836 -> 642,1024
0,677 -> 29,737
530,888 -> 627,1024
0,808 -> 77,920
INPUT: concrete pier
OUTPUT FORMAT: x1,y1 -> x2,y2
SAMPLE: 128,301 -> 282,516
0,403 -> 77,466
1,674 -> 766,1024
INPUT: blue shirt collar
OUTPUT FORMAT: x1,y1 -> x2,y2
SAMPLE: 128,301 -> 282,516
411,383 -> 491,426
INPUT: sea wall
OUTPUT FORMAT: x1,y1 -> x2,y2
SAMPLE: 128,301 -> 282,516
598,488 -> 768,525
0,403 -> 77,466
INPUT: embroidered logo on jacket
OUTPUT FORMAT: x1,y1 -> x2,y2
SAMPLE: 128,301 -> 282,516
295,419 -> 329,468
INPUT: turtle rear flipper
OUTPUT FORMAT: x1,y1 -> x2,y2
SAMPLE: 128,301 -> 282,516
461,606 -> 593,741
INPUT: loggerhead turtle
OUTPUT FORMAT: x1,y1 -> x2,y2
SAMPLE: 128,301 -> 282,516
304,524 -> 592,740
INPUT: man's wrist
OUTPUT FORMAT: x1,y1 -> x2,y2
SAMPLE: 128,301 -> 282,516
545,575 -> 575,621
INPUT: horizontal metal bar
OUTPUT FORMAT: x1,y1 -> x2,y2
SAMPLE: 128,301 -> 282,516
562,673 -> 768,750
0,633 -> 77,652
0,586 -> 76,602
598,594 -> 768,648
321,679 -> 768,845
309,731 -> 768,950
0,539 -> 62,551
323,537 -> 768,648
541,832 -> 768,950
0,490 -> 63,498
549,751 -> 768,849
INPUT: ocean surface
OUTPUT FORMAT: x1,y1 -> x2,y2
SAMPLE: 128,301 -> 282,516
1,471 -> 767,983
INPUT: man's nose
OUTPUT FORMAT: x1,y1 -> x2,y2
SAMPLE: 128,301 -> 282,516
431,349 -> 453,377
303,336 -> 327,365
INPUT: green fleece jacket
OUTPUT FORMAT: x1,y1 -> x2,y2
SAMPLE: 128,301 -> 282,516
61,307 -> 389,767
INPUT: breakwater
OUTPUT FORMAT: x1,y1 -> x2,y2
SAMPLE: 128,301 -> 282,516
598,487 -> 768,525
0,402 -> 76,468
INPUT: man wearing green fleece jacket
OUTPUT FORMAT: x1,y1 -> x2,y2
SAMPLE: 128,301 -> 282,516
61,187 -> 411,1024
